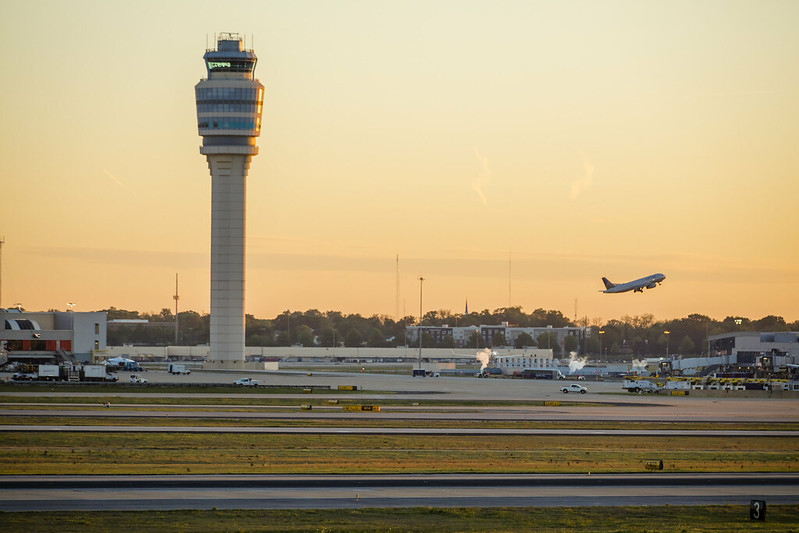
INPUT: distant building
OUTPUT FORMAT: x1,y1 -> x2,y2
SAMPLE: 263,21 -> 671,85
406,323 -> 585,350
1,310 -> 107,363
708,331 -> 799,371
494,350 -> 557,376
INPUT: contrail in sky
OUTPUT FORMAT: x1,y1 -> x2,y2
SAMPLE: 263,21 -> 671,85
103,168 -> 126,189
472,148 -> 491,205
570,159 -> 594,200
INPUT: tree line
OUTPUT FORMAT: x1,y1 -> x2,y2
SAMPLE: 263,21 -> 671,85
103,306 -> 797,358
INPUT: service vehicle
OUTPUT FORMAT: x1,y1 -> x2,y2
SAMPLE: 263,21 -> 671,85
560,383 -> 588,394
83,364 -> 117,382
233,377 -> 261,387
167,363 -> 191,375
622,378 -> 662,393
129,374 -> 148,384
37,364 -> 61,381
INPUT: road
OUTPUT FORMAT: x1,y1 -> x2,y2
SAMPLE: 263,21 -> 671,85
2,473 -> 797,511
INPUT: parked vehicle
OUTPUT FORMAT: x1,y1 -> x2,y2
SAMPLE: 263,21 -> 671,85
622,379 -> 662,393
167,363 -> 190,375
560,383 -> 588,394
233,377 -> 260,387
37,364 -> 61,381
129,374 -> 148,384
83,365 -> 118,382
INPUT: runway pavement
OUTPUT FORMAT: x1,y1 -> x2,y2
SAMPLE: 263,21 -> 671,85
2,370 -> 797,511
3,424 -> 798,436
2,473 -> 797,511
3,399 -> 798,422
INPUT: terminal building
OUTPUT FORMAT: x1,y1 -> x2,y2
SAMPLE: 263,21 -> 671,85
1,310 -> 107,364
706,331 -> 799,372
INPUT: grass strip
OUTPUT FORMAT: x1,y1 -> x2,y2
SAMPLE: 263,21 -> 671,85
2,415 -> 797,431
2,505 -> 799,532
1,432 -> 796,475
0,395 -> 604,407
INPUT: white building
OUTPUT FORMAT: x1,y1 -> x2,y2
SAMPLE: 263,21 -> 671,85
494,349 -> 557,376
706,331 -> 799,370
1,310 -> 107,363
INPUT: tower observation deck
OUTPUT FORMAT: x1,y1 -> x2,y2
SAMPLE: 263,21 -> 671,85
195,34 -> 264,364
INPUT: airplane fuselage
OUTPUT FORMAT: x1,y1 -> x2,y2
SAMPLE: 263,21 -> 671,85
601,273 -> 666,294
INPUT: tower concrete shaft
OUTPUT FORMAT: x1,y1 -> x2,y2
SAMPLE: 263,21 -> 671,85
195,33 -> 264,363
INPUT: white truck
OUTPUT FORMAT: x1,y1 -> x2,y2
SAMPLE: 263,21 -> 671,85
167,363 -> 191,375
37,364 -> 60,381
560,383 -> 588,394
83,364 -> 118,382
623,379 -> 663,393
233,377 -> 261,387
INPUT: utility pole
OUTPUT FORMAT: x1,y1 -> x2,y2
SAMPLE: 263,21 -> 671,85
0,236 -> 4,308
395,254 -> 400,320
173,273 -> 180,345
418,276 -> 425,370
508,251 -> 512,308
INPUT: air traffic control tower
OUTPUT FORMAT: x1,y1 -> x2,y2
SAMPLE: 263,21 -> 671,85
195,34 -> 264,365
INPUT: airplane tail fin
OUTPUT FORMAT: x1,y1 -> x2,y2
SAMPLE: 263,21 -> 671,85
601,277 -> 615,289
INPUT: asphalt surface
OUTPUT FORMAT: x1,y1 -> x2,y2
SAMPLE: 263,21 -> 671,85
2,370 -> 798,511
2,473 -> 797,511
3,424 -> 798,437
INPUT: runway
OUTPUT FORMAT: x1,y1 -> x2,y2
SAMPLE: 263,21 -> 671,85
5,395 -> 799,424
3,424 -> 797,437
3,371 -> 797,512
2,473 -> 797,511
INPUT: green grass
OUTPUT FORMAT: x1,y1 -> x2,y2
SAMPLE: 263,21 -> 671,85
3,506 -> 799,532
2,414 -> 797,431
2,432 -> 796,475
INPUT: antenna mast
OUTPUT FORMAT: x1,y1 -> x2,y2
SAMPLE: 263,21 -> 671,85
173,273 -> 180,345
508,251 -> 512,308
395,254 -> 400,320
0,236 -> 4,308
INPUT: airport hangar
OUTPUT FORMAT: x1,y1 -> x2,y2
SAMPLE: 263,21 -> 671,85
1,309 -> 107,364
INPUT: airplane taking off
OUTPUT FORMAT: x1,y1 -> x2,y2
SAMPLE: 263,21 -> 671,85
600,273 -> 666,294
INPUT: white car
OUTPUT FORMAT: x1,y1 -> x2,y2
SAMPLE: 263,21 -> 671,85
560,383 -> 587,394
233,378 -> 261,387
129,374 -> 148,384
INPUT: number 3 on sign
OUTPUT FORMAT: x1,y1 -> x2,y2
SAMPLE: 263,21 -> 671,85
750,500 -> 766,521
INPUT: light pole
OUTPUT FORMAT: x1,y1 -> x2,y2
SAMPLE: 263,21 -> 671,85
664,330 -> 670,358
598,330 -> 605,363
418,276 -> 425,370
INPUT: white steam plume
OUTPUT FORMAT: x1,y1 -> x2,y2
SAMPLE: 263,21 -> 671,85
475,348 -> 492,370
567,351 -> 588,374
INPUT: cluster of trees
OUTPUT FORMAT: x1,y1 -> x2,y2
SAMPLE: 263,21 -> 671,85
581,313 -> 798,359
103,306 -> 798,358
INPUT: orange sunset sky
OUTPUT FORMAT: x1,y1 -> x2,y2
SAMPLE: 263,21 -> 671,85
1,1 -> 797,323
